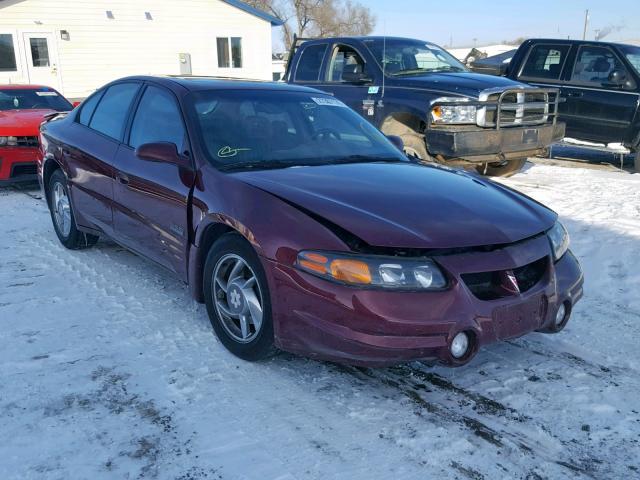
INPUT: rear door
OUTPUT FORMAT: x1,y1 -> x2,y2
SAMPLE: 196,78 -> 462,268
112,83 -> 194,279
561,44 -> 638,144
64,82 -> 141,235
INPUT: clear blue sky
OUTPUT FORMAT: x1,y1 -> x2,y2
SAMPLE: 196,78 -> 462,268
272,0 -> 638,51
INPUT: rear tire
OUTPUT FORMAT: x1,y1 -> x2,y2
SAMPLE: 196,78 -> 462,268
476,158 -> 526,177
48,169 -> 99,249
203,233 -> 276,361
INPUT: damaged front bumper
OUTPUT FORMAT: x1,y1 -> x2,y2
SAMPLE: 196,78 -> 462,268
264,234 -> 583,367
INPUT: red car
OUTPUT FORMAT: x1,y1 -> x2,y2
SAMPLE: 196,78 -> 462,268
0,85 -> 74,185
39,76 -> 583,367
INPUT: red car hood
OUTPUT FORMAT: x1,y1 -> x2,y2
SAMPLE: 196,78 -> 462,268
232,162 -> 557,249
0,109 -> 56,136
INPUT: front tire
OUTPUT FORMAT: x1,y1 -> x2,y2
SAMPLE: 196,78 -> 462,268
48,169 -> 99,249
203,233 -> 276,361
401,133 -> 432,161
475,158 -> 526,177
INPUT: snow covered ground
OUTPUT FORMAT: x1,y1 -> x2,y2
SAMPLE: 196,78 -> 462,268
1,162 -> 639,480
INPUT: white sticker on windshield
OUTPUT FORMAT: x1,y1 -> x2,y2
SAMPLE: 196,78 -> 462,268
311,97 -> 347,107
35,91 -> 58,96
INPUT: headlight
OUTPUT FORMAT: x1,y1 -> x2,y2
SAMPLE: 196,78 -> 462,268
296,251 -> 448,290
547,221 -> 569,261
0,136 -> 17,146
431,104 -> 477,124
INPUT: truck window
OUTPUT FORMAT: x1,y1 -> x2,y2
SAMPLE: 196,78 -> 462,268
295,44 -> 327,82
519,44 -> 570,81
327,45 -> 367,82
570,45 -> 629,87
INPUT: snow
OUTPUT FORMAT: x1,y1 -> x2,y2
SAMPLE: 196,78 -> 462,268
1,162 -> 639,479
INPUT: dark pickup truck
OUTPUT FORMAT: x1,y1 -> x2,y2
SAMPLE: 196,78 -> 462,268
286,36 -> 565,176
485,39 -> 640,154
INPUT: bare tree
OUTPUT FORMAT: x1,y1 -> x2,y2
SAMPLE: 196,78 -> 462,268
244,0 -> 376,51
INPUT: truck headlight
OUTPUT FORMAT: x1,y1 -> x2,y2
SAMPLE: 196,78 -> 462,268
547,221 -> 570,261
0,136 -> 17,146
297,251 -> 448,290
431,105 -> 477,124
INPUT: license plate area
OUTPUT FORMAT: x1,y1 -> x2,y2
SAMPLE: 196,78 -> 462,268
522,128 -> 539,145
493,294 -> 547,340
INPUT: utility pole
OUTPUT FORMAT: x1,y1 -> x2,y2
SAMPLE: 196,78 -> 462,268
582,9 -> 589,40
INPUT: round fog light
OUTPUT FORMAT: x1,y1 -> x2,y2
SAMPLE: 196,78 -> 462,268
450,332 -> 470,359
555,303 -> 567,326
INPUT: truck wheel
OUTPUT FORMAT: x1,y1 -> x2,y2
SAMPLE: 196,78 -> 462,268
48,169 -> 99,249
401,134 -> 431,161
476,158 -> 526,177
203,233 -> 277,361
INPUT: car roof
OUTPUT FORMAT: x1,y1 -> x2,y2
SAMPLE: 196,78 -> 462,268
113,75 -> 324,94
301,36 -> 436,45
0,84 -> 56,90
525,38 -> 637,49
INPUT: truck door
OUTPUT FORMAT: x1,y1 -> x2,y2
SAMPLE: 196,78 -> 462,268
562,44 -> 638,144
112,84 -> 194,280
316,44 -> 381,124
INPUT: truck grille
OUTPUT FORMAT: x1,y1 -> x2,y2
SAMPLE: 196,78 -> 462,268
476,88 -> 560,128
15,136 -> 40,147
461,256 -> 548,301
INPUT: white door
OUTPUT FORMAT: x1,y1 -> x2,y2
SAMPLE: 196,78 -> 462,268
22,32 -> 61,89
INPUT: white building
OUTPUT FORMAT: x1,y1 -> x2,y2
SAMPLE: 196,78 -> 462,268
0,0 -> 282,98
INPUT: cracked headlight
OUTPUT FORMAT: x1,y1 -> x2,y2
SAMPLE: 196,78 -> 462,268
547,221 -> 570,261
296,251 -> 448,290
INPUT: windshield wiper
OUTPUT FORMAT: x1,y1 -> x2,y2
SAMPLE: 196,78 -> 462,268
220,160 -> 297,172
325,155 -> 408,165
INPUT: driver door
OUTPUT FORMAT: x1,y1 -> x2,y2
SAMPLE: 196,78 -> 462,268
563,44 -> 637,144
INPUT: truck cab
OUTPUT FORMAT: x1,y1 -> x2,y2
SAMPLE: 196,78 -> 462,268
286,36 -> 565,176
505,39 -> 640,153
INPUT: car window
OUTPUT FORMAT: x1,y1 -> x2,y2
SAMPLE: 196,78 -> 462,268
89,83 -> 140,140
327,45 -> 367,82
294,44 -> 327,82
129,85 -> 186,150
570,46 -> 629,87
620,45 -> 640,76
191,90 -> 405,170
78,90 -> 104,126
519,44 -> 570,81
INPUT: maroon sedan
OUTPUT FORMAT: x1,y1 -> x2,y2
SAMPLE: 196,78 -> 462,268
39,76 -> 583,367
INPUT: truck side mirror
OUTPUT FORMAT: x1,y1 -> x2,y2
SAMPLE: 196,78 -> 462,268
608,69 -> 626,84
342,71 -> 372,84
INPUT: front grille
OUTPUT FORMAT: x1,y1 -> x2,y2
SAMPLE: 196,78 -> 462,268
15,136 -> 39,147
461,256 -> 548,301
477,88 -> 560,128
11,163 -> 38,178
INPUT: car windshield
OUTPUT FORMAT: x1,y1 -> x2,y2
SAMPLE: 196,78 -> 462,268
190,89 -> 407,171
620,45 -> 640,76
363,38 -> 467,76
0,88 -> 72,111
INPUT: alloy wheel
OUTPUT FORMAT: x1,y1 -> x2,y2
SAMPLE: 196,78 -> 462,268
212,254 -> 264,343
52,181 -> 72,237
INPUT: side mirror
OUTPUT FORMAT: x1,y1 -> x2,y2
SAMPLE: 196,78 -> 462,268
135,142 -> 191,169
608,69 -> 626,84
342,71 -> 372,84
386,135 -> 404,152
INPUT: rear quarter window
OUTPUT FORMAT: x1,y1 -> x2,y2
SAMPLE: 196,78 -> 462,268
78,90 -> 104,126
89,83 -> 140,140
295,44 -> 327,82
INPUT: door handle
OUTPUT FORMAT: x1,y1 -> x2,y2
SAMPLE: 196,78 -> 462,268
566,91 -> 583,98
117,173 -> 129,185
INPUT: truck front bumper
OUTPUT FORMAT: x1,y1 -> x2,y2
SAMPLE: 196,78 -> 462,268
426,122 -> 565,162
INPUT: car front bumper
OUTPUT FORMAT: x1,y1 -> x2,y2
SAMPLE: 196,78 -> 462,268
265,234 -> 583,367
0,147 -> 40,185
426,122 -> 565,161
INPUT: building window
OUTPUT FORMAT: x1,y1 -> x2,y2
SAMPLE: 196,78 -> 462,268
29,38 -> 50,67
0,34 -> 17,72
217,37 -> 242,68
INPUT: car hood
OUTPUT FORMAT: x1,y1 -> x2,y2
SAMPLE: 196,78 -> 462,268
231,163 -> 556,249
0,109 -> 56,136
390,72 -> 529,97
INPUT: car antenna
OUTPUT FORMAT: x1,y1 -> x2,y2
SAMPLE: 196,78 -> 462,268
381,23 -> 386,100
